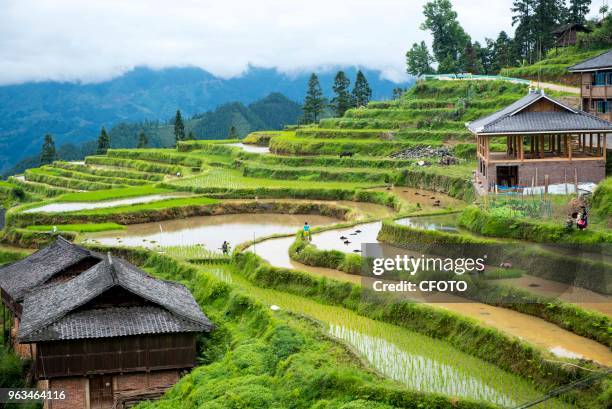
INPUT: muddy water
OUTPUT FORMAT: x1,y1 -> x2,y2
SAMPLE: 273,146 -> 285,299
246,236 -> 356,283
86,213 -> 338,251
395,213 -> 462,233
251,219 -> 612,365
494,275 -> 612,315
24,194 -> 186,213
226,143 -> 270,154
227,271 -> 571,408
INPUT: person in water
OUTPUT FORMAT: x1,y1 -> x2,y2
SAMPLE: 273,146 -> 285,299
303,222 -> 312,241
221,241 -> 229,255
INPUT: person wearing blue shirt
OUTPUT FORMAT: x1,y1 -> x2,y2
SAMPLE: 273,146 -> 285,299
303,222 -> 312,241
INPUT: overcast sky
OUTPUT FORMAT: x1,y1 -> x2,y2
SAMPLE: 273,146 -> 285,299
0,0 -> 591,85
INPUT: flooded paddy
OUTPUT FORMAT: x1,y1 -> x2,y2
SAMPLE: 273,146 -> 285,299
493,275 -> 612,315
24,194 -> 185,213
85,213 -> 338,251
250,217 -> 612,366
226,143 -> 270,154
227,271 -> 572,408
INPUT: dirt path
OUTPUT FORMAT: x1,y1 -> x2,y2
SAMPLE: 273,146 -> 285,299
531,81 -> 580,94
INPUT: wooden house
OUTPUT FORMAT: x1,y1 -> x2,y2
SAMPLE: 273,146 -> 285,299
0,237 -> 101,355
15,253 -> 213,409
569,49 -> 612,122
467,90 -> 611,191
552,23 -> 589,48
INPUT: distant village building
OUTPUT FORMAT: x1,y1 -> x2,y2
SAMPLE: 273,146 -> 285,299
569,49 -> 612,122
552,23 -> 589,48
467,90 -> 611,192
0,238 -> 212,409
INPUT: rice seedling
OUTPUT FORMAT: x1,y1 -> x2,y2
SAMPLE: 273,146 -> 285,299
226,270 -> 573,409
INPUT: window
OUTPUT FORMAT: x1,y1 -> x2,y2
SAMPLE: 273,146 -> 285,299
595,72 -> 606,86
608,72 -> 612,85
596,100 -> 609,113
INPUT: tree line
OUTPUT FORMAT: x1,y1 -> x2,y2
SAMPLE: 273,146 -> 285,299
302,70 -> 373,123
406,0 -> 608,76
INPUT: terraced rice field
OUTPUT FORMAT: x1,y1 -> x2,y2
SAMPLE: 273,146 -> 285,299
5,79 -> 608,409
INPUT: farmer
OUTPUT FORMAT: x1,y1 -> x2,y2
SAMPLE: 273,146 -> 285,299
221,241 -> 230,255
577,206 -> 588,231
303,222 -> 312,241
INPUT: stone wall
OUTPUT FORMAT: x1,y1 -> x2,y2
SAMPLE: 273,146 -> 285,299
41,370 -> 180,409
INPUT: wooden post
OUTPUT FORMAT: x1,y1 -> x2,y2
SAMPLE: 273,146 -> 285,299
574,168 -> 578,198
535,168 -> 538,187
604,133 -> 607,160
590,133 -> 593,154
568,135 -> 572,161
519,135 -> 524,162
540,135 -> 545,158
597,133 -> 601,156
544,175 -> 549,202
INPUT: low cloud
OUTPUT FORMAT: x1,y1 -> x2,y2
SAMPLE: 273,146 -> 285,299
0,0 -> 520,85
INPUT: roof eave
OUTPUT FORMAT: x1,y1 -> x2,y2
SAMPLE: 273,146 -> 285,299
474,128 -> 612,136
568,66 -> 612,73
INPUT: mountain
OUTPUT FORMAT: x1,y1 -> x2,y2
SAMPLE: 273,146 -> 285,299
108,93 -> 303,149
4,93 -> 303,176
0,66 -> 412,173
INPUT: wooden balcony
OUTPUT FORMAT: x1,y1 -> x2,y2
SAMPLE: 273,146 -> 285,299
581,84 -> 612,98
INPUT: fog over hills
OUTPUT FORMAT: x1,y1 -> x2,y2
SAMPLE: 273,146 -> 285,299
0,66 -> 412,173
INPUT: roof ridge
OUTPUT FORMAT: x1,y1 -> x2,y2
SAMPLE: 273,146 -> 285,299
568,49 -> 612,71
112,258 -> 211,326
18,262 -> 115,339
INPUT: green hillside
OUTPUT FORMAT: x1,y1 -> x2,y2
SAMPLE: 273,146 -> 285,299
501,46 -> 610,85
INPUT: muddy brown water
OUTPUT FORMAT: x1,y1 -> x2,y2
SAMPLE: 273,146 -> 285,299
251,217 -> 612,366
85,213 -> 338,250
494,275 -> 612,315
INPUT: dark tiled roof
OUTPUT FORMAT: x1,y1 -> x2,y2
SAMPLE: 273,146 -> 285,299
18,255 -> 212,342
23,306 -> 206,342
0,237 -> 100,302
568,49 -> 612,72
467,92 -> 612,134
552,23 -> 587,34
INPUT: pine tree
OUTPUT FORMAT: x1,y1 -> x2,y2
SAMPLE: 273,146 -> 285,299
460,42 -> 484,74
352,70 -> 372,108
174,110 -> 185,145
137,131 -> 148,148
512,0 -> 565,63
302,73 -> 326,123
228,126 -> 239,139
331,71 -> 352,117
40,134 -> 57,165
392,88 -> 405,100
96,127 -> 110,155
567,0 -> 591,23
406,41 -> 435,76
187,131 -> 196,140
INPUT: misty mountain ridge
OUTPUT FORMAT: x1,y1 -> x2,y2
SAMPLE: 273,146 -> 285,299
0,65 -> 412,173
